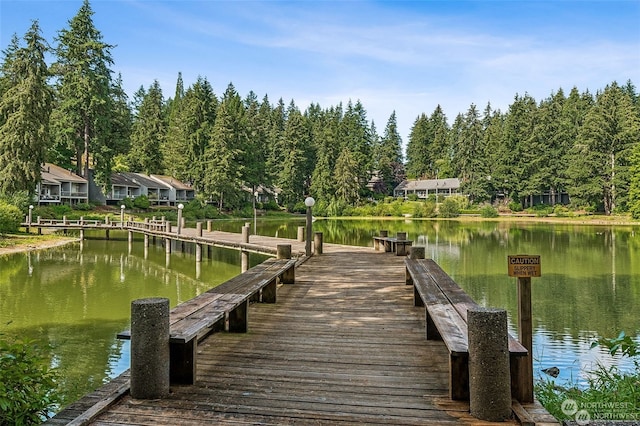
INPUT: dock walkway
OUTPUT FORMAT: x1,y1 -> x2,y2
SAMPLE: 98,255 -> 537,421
47,242 -> 556,425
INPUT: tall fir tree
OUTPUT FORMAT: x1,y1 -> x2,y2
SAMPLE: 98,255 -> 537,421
204,83 -> 245,210
128,80 -> 165,174
0,21 -> 53,195
376,111 -> 404,195
278,102 -> 310,206
50,0 -> 116,184
569,82 -> 640,213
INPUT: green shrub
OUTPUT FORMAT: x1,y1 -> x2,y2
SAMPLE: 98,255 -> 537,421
508,200 -> 523,212
438,197 -> 460,218
413,201 -> 437,218
0,191 -> 31,213
120,198 -> 134,209
73,202 -> 92,211
480,205 -> 499,218
553,205 -> 571,217
407,193 -> 419,202
132,195 -> 150,210
0,337 -> 60,424
0,202 -> 22,233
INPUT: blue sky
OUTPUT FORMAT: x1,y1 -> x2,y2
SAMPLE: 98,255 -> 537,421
1,0 -> 639,143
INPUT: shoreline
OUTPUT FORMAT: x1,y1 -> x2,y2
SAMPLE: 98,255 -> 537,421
2,213 -> 638,257
0,236 -> 80,257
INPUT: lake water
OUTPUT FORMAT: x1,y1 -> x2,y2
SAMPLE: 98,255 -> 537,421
1,218 -> 638,410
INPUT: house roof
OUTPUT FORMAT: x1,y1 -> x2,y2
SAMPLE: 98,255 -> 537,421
394,178 -> 461,192
111,173 -> 141,187
41,163 -> 87,184
150,174 -> 193,191
120,172 -> 171,189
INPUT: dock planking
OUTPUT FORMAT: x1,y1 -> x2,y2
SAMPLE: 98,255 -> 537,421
49,243 -> 557,425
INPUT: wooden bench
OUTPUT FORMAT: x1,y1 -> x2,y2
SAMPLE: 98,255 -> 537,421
373,235 -> 413,255
405,258 -> 528,400
118,257 -> 296,385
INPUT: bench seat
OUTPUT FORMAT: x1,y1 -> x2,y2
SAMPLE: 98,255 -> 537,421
373,236 -> 413,255
405,258 -> 527,400
118,257 -> 296,384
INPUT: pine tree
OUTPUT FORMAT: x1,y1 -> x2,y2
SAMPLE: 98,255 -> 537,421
128,80 -> 165,174
452,104 -> 490,203
278,102 -> 310,207
570,82 -> 640,213
376,111 -> 404,195
51,0 -> 116,183
203,83 -> 245,210
334,147 -> 360,204
0,21 -> 53,195
167,77 -> 217,190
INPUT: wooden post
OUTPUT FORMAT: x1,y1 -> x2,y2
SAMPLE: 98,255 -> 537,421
207,220 -> 212,232
277,244 -> 294,284
516,276 -> 534,402
165,238 -> 171,254
314,232 -> 323,255
297,226 -> 305,242
241,251 -> 249,273
196,243 -> 202,263
242,226 -> 249,243
80,229 -> 84,241
196,222 -> 203,237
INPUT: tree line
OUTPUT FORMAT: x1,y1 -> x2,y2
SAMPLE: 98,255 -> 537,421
1,0 -> 639,216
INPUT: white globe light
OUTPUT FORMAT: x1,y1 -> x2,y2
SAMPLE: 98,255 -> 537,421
304,197 -> 315,207
120,204 -> 125,209
178,203 -> 184,209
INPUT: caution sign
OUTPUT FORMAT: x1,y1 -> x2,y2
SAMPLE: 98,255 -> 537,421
508,255 -> 541,277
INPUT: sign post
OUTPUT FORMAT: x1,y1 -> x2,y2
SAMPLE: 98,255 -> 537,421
508,255 -> 540,403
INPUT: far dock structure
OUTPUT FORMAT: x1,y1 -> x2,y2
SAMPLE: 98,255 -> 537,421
37,221 -> 557,425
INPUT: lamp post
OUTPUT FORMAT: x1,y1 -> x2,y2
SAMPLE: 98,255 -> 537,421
120,204 -> 125,228
28,205 -> 33,232
304,196 -> 315,257
253,190 -> 259,235
177,203 -> 184,235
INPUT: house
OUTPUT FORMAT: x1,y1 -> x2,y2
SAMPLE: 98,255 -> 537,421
105,172 -> 142,205
241,184 -> 280,205
105,172 -> 195,206
394,178 -> 461,199
149,175 -> 196,204
36,163 -> 89,205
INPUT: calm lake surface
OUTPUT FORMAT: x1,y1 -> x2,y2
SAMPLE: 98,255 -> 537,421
1,218 -> 638,410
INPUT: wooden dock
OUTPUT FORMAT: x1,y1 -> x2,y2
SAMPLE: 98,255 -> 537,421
46,239 -> 557,425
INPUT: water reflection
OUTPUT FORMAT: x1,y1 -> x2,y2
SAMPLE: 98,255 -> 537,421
0,235 -> 268,408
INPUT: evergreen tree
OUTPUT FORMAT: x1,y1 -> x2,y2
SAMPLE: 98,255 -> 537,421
278,102 -> 310,207
334,147 -> 360,204
569,82 -> 640,213
0,21 -> 53,195
310,105 -> 341,202
452,104 -> 490,203
162,72 -> 185,177
242,91 -> 268,193
203,83 -> 245,210
406,113 -> 430,179
341,100 -> 372,189
128,80 -> 165,174
168,77 -> 217,190
50,0 -> 116,183
376,111 -> 404,195
496,93 -> 537,204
